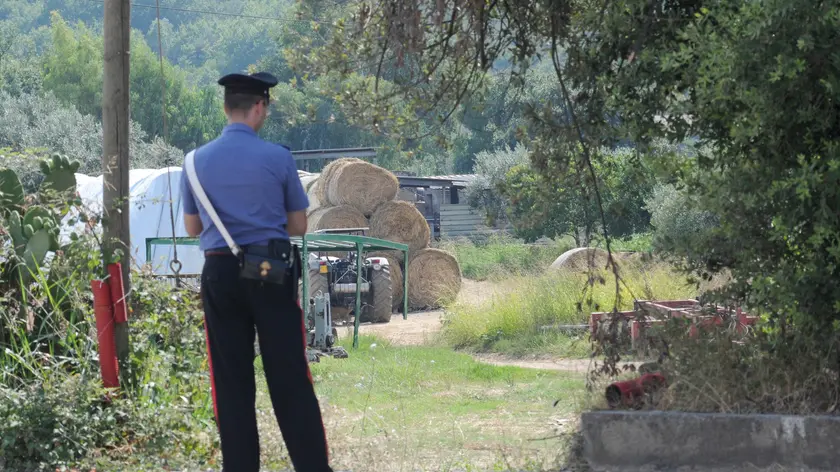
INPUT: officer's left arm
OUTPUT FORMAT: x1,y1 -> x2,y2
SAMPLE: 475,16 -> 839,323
180,170 -> 203,237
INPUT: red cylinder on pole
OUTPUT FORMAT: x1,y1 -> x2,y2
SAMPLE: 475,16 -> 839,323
92,279 -> 120,389
107,263 -> 129,324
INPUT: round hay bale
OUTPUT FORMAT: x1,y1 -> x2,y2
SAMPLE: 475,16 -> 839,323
308,205 -> 367,232
325,161 -> 399,216
369,201 -> 431,254
407,248 -> 461,310
370,251 -> 404,312
549,247 -> 612,273
317,158 -> 363,203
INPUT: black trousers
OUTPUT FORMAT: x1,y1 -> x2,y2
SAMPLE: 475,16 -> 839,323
200,253 -> 333,472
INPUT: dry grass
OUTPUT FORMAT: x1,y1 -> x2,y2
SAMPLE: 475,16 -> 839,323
441,261 -> 698,358
253,334 -> 588,471
620,324 -> 840,416
306,178 -> 322,214
548,247 -> 611,272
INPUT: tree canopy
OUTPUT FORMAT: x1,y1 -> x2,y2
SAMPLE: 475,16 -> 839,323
296,0 -> 840,343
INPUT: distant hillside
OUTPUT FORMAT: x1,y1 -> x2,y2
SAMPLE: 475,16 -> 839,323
0,0 -> 297,81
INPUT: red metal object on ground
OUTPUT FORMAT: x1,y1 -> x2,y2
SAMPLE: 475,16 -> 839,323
606,372 -> 667,409
91,279 -> 120,389
107,263 -> 129,323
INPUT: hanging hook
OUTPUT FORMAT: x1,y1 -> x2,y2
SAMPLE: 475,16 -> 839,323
170,259 -> 183,287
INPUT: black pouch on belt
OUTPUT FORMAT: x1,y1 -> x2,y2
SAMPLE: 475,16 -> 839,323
238,239 -> 294,285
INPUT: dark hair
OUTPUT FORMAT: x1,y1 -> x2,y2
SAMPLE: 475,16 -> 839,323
224,93 -> 265,112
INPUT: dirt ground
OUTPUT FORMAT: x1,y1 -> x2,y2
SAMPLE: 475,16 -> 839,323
336,279 -> 501,346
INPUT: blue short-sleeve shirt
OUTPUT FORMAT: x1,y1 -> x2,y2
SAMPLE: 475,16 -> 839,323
181,123 -> 309,251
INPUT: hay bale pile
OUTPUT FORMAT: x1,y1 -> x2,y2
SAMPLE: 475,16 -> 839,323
303,158 -> 462,311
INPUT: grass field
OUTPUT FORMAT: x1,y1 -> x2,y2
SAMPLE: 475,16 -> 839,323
253,335 -> 588,472
441,262 -> 697,357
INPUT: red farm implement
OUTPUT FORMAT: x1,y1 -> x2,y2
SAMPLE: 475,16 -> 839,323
590,299 -> 759,353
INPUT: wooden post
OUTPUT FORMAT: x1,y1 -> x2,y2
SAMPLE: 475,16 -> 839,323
102,0 -> 132,386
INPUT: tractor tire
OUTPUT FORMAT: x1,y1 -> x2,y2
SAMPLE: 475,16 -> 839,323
360,264 -> 393,323
299,269 -> 329,303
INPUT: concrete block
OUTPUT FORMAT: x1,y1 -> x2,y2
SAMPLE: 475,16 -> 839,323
581,410 -> 840,471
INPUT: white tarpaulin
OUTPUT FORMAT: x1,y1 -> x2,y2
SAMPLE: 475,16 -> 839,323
70,167 -> 205,276
69,168 -> 319,277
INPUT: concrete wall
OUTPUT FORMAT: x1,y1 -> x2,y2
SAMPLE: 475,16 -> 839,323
582,410 -> 840,471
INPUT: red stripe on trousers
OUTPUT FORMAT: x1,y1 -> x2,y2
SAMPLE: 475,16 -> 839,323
203,314 -> 220,424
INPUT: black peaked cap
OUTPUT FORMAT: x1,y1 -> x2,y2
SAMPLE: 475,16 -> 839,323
218,72 -> 279,99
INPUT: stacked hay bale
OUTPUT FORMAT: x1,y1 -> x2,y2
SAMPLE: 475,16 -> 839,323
304,158 -> 462,311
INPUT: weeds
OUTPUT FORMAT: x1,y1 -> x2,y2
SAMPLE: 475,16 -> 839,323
0,273 -> 218,470
441,260 -> 696,356
624,323 -> 840,416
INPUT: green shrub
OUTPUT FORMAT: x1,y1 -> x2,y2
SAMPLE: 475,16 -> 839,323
645,184 -> 719,262
438,233 -> 575,280
0,273 -> 218,470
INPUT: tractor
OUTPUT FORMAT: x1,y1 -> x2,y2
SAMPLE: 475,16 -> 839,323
303,235 -> 394,325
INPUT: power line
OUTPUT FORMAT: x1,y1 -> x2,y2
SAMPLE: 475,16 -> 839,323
84,0 -> 331,24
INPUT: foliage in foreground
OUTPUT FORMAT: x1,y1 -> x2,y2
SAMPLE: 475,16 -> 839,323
0,273 -> 218,471
442,259 -> 696,356
0,158 -> 217,469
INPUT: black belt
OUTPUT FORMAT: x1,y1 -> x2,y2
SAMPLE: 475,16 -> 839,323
204,240 -> 293,259
204,246 -> 269,257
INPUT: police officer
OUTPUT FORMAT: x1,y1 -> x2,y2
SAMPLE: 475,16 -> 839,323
180,71 -> 334,472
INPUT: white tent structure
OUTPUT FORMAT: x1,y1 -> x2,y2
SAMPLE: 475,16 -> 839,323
71,167 -> 205,277
69,168 -> 318,278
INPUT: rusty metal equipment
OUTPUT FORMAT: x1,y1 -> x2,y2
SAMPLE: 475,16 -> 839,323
590,299 -> 759,352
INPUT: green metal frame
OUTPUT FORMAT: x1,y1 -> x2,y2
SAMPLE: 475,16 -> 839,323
145,234 -> 410,349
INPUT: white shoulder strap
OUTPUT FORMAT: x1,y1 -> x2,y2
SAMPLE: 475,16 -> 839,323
184,149 -> 241,256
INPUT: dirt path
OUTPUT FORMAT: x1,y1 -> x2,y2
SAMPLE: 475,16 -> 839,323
472,353 -> 641,373
336,309 -> 446,346
336,279 -> 504,346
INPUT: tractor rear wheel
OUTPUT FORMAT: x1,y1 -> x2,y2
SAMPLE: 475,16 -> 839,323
360,265 -> 393,323
299,269 -> 329,303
